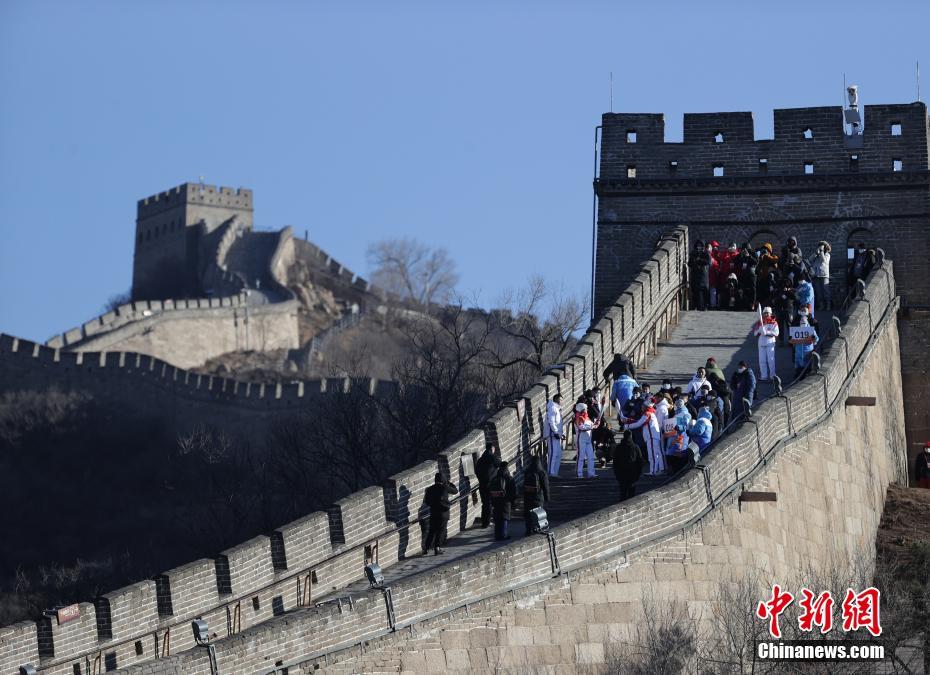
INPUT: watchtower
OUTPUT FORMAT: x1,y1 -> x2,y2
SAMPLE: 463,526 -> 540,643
593,99 -> 930,477
132,183 -> 253,299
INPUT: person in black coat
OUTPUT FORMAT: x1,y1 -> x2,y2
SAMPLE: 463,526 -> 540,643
474,443 -> 501,528
422,473 -> 458,555
523,455 -> 551,535
612,430 -> 643,501
730,360 -> 757,420
603,352 -> 636,382
689,241 -> 711,311
490,461 -> 517,540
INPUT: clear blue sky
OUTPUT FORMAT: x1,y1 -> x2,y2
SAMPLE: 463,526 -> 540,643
1,1 -> 927,341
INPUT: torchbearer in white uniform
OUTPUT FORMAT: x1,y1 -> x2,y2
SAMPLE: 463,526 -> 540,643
574,402 -> 597,478
753,306 -> 779,381
545,394 -> 565,477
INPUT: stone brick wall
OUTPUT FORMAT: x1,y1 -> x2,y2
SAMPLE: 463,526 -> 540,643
45,294 -> 249,351
98,261 -> 903,675
60,299 -> 300,369
1,231 -> 689,674
0,333 -> 416,447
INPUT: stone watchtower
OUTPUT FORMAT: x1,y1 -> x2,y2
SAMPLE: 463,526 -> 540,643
132,183 -> 253,299
593,100 -> 930,476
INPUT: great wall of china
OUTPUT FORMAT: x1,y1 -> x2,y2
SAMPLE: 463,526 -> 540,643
2,100 -> 926,673
0,224 -> 909,673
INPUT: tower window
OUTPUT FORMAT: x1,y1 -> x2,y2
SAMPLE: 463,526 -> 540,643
803,127 -> 813,139
626,165 -> 637,178
668,160 -> 678,174
891,122 -> 902,136
713,164 -> 724,177
893,159 -> 903,172
850,154 -> 859,170
759,158 -> 768,172
626,130 -> 637,143
804,162 -> 814,175
714,132 -> 724,143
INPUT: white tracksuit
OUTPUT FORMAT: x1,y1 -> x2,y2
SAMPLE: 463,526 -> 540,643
575,416 -> 596,478
655,399 -> 670,453
754,320 -> 780,380
545,400 -> 564,477
626,409 -> 665,475
686,376 -> 710,396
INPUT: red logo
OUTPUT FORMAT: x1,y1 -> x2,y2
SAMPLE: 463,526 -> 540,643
841,587 -> 882,637
798,588 -> 834,634
757,586 -> 882,637
756,585 -> 794,638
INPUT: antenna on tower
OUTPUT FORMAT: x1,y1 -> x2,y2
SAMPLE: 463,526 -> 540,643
918,60 -> 921,102
198,175 -> 205,194
609,72 -> 614,112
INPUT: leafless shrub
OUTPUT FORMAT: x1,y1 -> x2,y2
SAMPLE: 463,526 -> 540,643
102,289 -> 132,313
608,587 -> 698,675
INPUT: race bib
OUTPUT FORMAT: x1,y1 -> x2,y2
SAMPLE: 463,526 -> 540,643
789,326 -> 814,342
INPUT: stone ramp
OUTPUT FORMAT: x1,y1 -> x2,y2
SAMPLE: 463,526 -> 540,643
638,309 -> 827,387
224,230 -> 286,303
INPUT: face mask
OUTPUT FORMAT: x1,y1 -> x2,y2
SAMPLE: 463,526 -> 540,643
738,367 -> 746,373
663,383 -> 671,389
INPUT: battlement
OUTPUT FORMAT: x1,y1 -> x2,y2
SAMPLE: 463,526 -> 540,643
600,102 -> 929,179
136,183 -> 253,219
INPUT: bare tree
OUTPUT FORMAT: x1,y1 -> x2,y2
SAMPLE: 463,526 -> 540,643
102,289 -> 132,313
367,238 -> 459,307
481,275 -> 588,403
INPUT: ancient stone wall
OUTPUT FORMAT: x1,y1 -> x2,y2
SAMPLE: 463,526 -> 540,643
0,335 -> 393,443
49,226 -> 300,370
93,260 -> 904,675
0,230 -> 691,675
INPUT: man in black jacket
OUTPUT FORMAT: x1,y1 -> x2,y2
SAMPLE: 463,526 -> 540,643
612,430 -> 642,501
490,461 -> 517,540
603,352 -> 636,382
422,473 -> 458,555
523,455 -> 551,536
689,241 -> 711,311
474,443 -> 501,528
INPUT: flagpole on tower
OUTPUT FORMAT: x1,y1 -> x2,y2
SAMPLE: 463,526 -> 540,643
609,72 -> 613,113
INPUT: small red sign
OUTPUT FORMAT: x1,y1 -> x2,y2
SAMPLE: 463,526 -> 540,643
57,604 -> 80,625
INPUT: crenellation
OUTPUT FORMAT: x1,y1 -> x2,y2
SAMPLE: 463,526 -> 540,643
216,536 -> 276,600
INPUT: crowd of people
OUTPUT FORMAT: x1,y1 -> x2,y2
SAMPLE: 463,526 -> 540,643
530,353 -> 756,504
417,240 -> 884,553
688,236 -> 875,316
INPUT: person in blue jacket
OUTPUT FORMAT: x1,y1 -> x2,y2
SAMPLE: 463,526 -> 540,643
610,373 -> 638,423
689,407 -> 714,453
795,275 -> 815,318
790,307 -> 819,378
